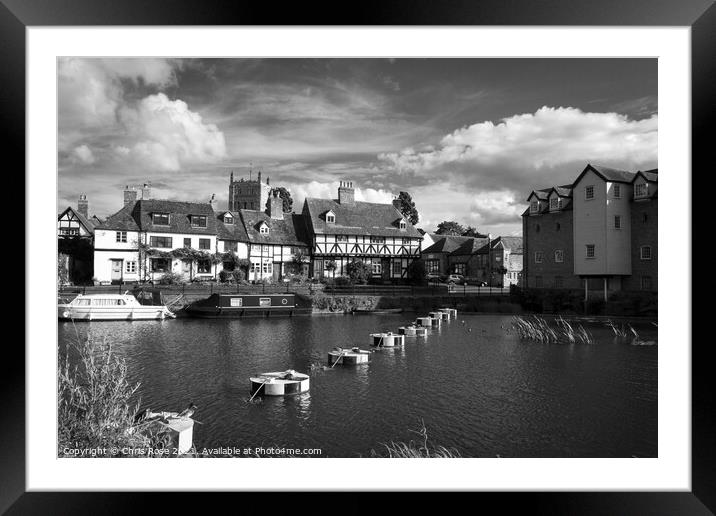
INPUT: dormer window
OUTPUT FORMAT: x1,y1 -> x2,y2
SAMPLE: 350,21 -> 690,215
530,201 -> 539,213
152,212 -> 170,225
191,215 -> 207,228
398,219 -> 406,230
549,198 -> 561,211
224,214 -> 234,224
259,222 -> 270,234
634,183 -> 648,198
325,210 -> 336,223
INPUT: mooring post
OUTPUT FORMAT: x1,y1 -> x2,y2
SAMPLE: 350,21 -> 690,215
166,417 -> 194,456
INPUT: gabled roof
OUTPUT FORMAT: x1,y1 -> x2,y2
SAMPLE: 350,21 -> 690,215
527,189 -> 550,202
423,235 -> 480,254
450,237 -> 490,256
216,210 -> 249,242
493,236 -> 523,253
303,198 -> 422,238
239,210 -> 310,247
550,185 -> 573,198
134,199 -> 219,235
633,169 -> 659,183
96,203 -> 140,231
58,206 -> 97,234
573,163 -> 637,185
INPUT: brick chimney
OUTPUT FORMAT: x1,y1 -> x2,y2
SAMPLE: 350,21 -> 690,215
209,193 -> 218,211
268,190 -> 283,220
141,182 -> 152,200
123,186 -> 137,207
77,194 -> 88,218
338,180 -> 355,205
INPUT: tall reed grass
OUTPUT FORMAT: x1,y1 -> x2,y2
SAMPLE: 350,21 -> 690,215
511,315 -> 594,344
370,419 -> 461,458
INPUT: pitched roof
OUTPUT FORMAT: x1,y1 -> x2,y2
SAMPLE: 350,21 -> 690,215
239,210 -> 310,247
551,185 -> 573,197
96,203 -> 140,231
134,199 -> 219,235
493,236 -> 523,253
573,163 -> 637,185
423,235 -> 480,254
216,211 -> 249,241
58,206 -> 98,234
634,169 -> 659,183
527,189 -> 551,201
303,198 -> 422,238
450,237 -> 490,255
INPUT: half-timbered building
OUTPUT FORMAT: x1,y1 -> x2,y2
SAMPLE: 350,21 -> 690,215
302,181 -> 422,281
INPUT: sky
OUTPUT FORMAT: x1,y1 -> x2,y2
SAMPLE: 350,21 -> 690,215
58,58 -> 657,236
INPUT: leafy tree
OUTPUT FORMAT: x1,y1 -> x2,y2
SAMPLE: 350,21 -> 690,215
346,260 -> 371,285
266,187 -> 294,213
462,226 -> 483,237
325,260 -> 337,277
406,258 -> 427,285
435,221 -> 465,236
394,191 -> 419,225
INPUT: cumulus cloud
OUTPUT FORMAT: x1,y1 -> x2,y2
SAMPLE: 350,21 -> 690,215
379,106 -> 657,188
59,58 -> 225,173
71,144 -> 95,165
288,181 -> 394,209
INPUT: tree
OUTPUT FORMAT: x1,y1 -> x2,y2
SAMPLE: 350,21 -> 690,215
346,260 -> 371,285
266,187 -> 294,213
406,258 -> 427,285
462,226 -> 483,237
325,260 -> 337,277
393,191 -> 419,225
435,221 -> 465,236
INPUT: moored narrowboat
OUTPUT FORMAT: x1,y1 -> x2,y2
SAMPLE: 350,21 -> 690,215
185,293 -> 310,318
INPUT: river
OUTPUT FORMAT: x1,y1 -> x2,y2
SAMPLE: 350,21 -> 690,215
58,313 -> 658,458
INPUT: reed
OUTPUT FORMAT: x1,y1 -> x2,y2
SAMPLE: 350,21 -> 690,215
58,335 -> 172,457
370,419 -> 461,458
606,319 -> 629,338
512,315 -> 593,344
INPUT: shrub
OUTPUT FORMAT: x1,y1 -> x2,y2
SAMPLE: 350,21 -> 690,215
406,258 -> 427,285
219,269 -> 234,283
346,260 -> 371,285
231,269 -> 245,282
58,337 -> 172,457
158,272 -> 184,285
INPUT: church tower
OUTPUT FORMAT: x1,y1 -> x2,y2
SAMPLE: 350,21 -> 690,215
228,167 -> 271,211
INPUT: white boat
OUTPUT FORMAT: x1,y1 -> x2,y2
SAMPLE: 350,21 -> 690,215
58,292 -> 175,321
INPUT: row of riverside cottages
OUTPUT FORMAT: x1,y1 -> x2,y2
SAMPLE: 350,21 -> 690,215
89,180 -> 423,284
522,163 -> 658,300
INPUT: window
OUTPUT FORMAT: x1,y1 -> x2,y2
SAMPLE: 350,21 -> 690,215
586,244 -> 595,259
402,238 -> 411,244
555,222 -> 561,232
399,220 -> 406,229
535,224 -> 541,233
585,185 -> 594,200
392,261 -> 402,276
60,228 -> 80,236
613,184 -> 621,198
116,231 -> 127,243
614,215 -> 621,229
199,238 -> 211,250
262,245 -> 270,253
554,249 -> 564,263
150,236 -> 172,248
191,215 -> 207,228
224,215 -> 234,224
495,256 -> 502,263
183,238 -> 191,248
550,198 -> 560,210
326,213 -> 335,223
224,241 -> 238,253
336,235 -> 348,242
371,263 -> 382,275
453,263 -> 465,275
197,259 -> 211,274
426,260 -> 440,273
641,276 -> 652,290
530,201 -> 539,213
554,276 -> 563,288
640,246 -> 652,260
150,258 -> 170,272
250,261 -> 260,273
534,251 -> 543,263
370,236 -> 386,244
125,261 -> 137,273
259,224 -> 269,234
634,183 -> 647,198
535,275 -> 543,288
262,262 -> 273,274
152,213 -> 170,225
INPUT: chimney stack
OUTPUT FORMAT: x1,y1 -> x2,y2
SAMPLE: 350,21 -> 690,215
123,186 -> 138,207
338,180 -> 355,205
141,182 -> 151,200
267,190 -> 283,220
209,193 -> 218,211
77,194 -> 89,218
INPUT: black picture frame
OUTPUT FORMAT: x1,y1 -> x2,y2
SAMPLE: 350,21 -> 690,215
6,0 -> 712,512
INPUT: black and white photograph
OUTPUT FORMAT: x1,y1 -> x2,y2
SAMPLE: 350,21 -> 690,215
56,56 -> 660,460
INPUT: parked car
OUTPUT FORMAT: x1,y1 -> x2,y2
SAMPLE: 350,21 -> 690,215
426,273 -> 441,282
446,274 -> 466,284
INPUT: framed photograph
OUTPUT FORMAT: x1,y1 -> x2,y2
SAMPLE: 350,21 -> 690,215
8,0 -> 712,512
